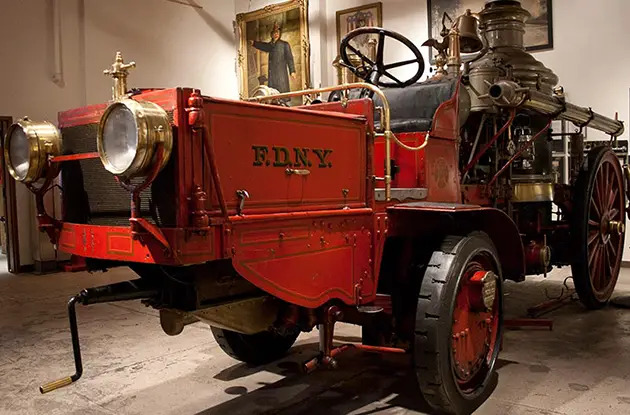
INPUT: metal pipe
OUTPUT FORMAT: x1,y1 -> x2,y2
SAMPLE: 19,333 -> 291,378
463,109 -> 516,175
489,118 -> 552,186
489,82 -> 624,137
463,113 -> 487,182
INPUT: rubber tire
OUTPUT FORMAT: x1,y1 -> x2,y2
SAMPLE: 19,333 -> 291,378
415,234 -> 503,415
211,327 -> 299,365
571,146 -> 625,309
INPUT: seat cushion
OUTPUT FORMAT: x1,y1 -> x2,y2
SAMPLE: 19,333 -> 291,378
374,78 -> 458,133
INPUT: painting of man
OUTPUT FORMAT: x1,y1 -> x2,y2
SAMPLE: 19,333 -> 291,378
237,0 -> 309,106
250,23 -> 296,93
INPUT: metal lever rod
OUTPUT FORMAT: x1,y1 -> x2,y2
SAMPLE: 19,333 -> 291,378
39,295 -> 82,394
39,280 -> 158,394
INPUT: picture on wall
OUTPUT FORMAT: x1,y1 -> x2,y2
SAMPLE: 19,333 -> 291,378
336,2 -> 383,57
236,0 -> 310,105
427,0 -> 553,56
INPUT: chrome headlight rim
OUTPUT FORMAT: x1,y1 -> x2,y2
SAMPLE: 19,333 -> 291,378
97,98 -> 173,179
4,118 -> 62,183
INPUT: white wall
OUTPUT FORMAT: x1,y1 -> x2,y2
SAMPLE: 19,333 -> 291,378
1,0 -> 630,264
84,0 -> 238,104
0,0 -> 238,266
0,0 -> 86,265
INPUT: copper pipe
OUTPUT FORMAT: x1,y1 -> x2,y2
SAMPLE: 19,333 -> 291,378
488,118 -> 552,187
202,125 -> 228,218
463,109 -> 516,175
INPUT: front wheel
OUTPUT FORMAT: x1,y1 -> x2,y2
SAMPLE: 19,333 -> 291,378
211,327 -> 299,365
415,234 -> 503,415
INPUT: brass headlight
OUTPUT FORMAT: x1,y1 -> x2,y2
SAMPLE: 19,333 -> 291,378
97,99 -> 172,179
4,118 -> 62,183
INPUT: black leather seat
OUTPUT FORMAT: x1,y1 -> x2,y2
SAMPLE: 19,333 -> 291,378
374,78 -> 458,133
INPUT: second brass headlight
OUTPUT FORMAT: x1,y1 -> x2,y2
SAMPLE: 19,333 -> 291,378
4,118 -> 62,183
97,99 -> 172,179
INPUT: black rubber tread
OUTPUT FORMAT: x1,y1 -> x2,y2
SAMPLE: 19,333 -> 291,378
415,233 -> 503,415
571,146 -> 625,309
211,327 -> 299,365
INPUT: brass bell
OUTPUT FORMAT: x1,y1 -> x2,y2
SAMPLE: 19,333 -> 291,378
456,10 -> 483,53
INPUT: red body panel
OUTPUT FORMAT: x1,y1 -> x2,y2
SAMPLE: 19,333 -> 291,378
58,223 -> 219,265
207,98 -> 369,214
50,81 -> 525,307
229,209 -> 374,308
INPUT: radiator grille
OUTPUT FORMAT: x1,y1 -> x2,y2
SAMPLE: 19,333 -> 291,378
60,123 -> 176,226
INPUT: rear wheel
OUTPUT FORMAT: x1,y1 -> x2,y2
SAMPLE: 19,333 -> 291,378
571,146 -> 626,309
211,327 -> 299,365
415,234 -> 503,415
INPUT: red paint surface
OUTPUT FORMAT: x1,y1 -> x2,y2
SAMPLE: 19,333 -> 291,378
49,82 -> 528,310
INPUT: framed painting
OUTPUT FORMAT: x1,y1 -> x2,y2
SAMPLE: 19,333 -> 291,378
236,0 -> 310,106
427,0 -> 553,59
336,2 -> 383,57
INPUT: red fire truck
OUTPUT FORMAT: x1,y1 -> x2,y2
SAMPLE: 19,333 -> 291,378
4,2 -> 626,414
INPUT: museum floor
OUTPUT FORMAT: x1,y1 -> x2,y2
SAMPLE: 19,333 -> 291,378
1,262 -> 630,415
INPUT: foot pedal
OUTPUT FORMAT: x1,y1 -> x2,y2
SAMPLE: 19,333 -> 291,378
356,305 -> 384,314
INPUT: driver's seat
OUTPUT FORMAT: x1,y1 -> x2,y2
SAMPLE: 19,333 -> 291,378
373,78 -> 458,133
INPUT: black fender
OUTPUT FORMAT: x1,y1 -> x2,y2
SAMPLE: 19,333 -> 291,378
384,202 -> 525,282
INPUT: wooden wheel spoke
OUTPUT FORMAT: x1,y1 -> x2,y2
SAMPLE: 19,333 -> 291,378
588,231 -> 599,246
590,198 -> 601,219
595,171 -> 605,213
588,219 -> 599,227
606,239 -> 618,263
588,241 -> 599,266
606,186 -> 618,213
605,243 -> 615,284
610,208 -> 620,220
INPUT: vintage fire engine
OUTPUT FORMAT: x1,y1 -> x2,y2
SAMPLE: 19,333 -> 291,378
5,1 -> 626,413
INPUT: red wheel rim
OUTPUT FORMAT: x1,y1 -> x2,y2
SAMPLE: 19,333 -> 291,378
451,256 -> 500,392
587,153 -> 625,301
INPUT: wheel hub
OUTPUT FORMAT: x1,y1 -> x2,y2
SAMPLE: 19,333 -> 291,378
451,264 -> 499,385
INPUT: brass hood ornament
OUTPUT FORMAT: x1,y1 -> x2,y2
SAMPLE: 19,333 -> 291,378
103,52 -> 136,101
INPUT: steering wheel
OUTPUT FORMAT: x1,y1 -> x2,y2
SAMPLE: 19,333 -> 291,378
340,27 -> 425,88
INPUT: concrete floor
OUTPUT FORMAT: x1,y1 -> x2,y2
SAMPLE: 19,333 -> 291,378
1,261 -> 630,415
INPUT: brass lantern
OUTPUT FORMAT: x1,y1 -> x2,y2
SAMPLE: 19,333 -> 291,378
96,99 -> 173,179
4,118 -> 62,183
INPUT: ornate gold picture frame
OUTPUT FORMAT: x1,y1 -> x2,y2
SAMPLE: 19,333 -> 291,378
236,0 -> 310,105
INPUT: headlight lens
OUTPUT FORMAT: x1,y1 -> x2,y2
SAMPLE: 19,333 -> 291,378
4,118 -> 62,183
97,99 -> 172,179
102,105 -> 138,173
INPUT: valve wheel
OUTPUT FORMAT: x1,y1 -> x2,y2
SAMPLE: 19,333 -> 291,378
415,233 -> 503,415
572,146 -> 626,309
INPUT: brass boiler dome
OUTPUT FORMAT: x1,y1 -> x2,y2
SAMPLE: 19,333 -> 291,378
468,0 -> 559,111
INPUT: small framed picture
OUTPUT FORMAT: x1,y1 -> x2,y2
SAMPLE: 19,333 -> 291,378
427,0 -> 553,61
335,2 -> 383,56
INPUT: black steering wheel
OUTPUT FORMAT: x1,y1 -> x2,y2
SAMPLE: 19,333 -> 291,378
340,27 -> 425,88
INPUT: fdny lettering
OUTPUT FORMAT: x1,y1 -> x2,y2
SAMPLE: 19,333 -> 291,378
252,145 -> 333,168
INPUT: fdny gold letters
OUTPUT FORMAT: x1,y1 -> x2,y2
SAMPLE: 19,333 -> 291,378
252,145 -> 333,168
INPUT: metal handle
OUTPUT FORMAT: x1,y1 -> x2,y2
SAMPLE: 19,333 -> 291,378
285,168 -> 311,176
